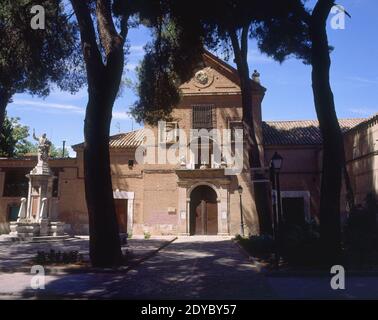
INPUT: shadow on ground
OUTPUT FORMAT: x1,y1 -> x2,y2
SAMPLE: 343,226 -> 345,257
19,239 -> 272,299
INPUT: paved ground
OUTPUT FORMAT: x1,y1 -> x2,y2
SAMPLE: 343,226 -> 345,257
0,236 -> 378,299
0,236 -> 174,272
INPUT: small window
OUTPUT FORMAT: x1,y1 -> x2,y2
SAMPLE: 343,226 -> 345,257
3,168 -> 60,198
282,197 -> 306,226
8,204 -> 20,222
51,168 -> 61,197
192,105 -> 213,129
159,122 -> 179,144
3,169 -> 30,197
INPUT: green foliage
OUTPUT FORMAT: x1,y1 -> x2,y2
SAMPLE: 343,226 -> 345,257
130,0 -> 310,125
279,221 -> 322,267
131,15 -> 204,125
236,234 -> 275,259
0,0 -> 85,107
0,113 -> 33,157
253,1 -> 311,64
344,194 -> 378,265
34,249 -> 83,265
0,113 -> 68,158
143,231 -> 151,240
49,143 -> 69,158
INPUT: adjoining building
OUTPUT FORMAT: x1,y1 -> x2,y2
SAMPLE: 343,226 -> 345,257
0,52 -> 376,236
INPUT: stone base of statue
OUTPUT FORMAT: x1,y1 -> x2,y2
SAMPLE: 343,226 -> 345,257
9,221 -> 40,239
8,133 -> 68,241
9,219 -> 67,241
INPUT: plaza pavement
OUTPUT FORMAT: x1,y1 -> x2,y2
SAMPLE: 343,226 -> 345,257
0,236 -> 378,299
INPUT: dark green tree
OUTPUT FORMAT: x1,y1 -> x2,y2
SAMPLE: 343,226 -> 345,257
0,113 -> 35,157
68,0 -> 147,267
69,0 -> 206,267
256,0 -> 351,263
307,0 -> 349,263
0,0 -> 85,133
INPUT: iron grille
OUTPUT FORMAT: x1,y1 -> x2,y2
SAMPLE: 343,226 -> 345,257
192,105 -> 213,129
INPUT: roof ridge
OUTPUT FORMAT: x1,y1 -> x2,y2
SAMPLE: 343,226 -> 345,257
264,118 -> 366,123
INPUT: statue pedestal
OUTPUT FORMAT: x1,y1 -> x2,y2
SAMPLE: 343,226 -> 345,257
10,221 -> 40,240
9,156 -> 67,240
9,220 -> 66,240
49,222 -> 66,237
39,219 -> 49,237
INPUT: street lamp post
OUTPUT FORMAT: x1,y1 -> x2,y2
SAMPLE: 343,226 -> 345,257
270,151 -> 283,268
238,185 -> 244,237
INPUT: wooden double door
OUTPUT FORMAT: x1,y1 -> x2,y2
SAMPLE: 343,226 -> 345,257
114,199 -> 128,233
190,185 -> 218,235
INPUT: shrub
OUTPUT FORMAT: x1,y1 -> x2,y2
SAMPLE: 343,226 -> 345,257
34,249 -> 83,265
236,234 -> 274,259
279,220 -> 322,267
144,231 -> 151,240
343,196 -> 378,265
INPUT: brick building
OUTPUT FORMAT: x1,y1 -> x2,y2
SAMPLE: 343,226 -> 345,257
0,52 -> 376,235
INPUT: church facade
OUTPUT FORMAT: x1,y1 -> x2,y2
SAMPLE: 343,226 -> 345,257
0,52 -> 376,236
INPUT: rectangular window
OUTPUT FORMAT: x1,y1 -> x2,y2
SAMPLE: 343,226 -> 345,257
3,168 -> 61,197
3,168 -> 30,197
192,105 -> 213,129
229,121 -> 244,143
159,122 -> 179,144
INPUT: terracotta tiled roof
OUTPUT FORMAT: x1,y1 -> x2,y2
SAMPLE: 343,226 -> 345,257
73,118 -> 367,150
343,113 -> 378,135
263,119 -> 366,145
72,129 -> 146,150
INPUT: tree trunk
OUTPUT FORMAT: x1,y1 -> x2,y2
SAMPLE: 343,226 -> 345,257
343,164 -> 355,211
0,89 -> 10,135
84,90 -> 122,267
71,0 -> 127,267
230,27 -> 273,235
310,0 -> 343,264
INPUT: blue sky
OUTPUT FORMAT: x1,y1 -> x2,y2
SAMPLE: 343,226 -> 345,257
7,0 -> 378,155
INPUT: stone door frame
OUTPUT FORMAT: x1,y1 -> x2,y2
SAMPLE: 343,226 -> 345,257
113,190 -> 135,233
177,180 -> 230,236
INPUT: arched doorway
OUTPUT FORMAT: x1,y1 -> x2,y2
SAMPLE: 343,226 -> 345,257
189,185 -> 218,235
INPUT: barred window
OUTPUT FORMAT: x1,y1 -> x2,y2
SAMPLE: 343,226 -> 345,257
3,167 -> 61,197
192,105 -> 213,129
3,168 -> 30,197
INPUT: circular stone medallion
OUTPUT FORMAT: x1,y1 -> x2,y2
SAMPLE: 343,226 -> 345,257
194,68 -> 214,88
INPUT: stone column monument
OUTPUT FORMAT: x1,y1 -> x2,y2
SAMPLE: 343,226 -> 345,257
9,131 -> 65,239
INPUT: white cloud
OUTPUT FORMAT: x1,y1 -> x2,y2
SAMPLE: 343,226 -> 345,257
12,99 -> 134,121
349,107 -> 377,116
11,99 -> 85,115
126,62 -> 139,71
112,111 -> 132,120
129,45 -> 145,56
248,49 -> 274,64
347,76 -> 378,85
48,87 -> 88,101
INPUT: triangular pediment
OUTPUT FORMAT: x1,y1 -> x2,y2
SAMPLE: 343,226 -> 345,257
179,50 -> 265,96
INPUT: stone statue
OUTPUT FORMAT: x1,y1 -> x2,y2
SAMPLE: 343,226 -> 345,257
33,129 -> 51,162
252,70 -> 261,84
